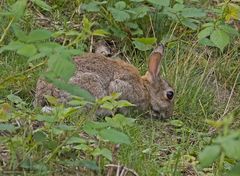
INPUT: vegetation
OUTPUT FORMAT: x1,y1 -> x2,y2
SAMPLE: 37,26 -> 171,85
0,0 -> 240,175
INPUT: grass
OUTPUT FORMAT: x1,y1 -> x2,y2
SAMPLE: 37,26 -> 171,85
0,0 -> 240,175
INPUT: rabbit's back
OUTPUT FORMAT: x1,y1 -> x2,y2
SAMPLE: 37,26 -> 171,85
35,53 -> 147,108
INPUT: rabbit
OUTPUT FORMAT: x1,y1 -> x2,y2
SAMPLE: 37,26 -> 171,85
35,44 -> 174,119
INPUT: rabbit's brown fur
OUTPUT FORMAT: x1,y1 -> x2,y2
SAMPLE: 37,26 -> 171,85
35,44 -> 174,119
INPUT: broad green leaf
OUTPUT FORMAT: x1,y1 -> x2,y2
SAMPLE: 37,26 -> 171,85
181,18 -> 198,30
132,41 -> 153,51
73,144 -> 89,151
106,114 -> 135,129
44,95 -> 58,106
228,162 -> 240,176
44,76 -> 95,102
28,52 -> 47,62
172,4 -> 184,12
93,148 -> 112,161
35,115 -> 56,123
27,29 -> 52,42
170,120 -> 184,127
0,41 -> 25,53
10,0 -> 27,20
99,128 -> 130,144
12,26 -> 28,41
116,100 -> 135,108
219,24 -> 239,36
198,27 -> 214,39
67,136 -> 86,144
181,8 -> 206,18
147,0 -> 170,7
48,54 -> 75,81
199,145 -> 221,168
199,38 -> 215,47
82,3 -> 100,12
81,1 -> 107,12
210,29 -> 230,52
33,131 -> 48,143
17,44 -> 37,57
32,0 -> 52,11
115,1 -> 126,10
108,7 -> 130,22
0,123 -> 16,132
101,102 -> 115,110
7,94 -> 25,104
131,6 -> 149,19
56,124 -> 75,131
92,29 -> 110,36
222,140 -> 240,160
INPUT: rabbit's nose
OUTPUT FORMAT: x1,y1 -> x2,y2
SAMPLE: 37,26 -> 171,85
166,91 -> 174,100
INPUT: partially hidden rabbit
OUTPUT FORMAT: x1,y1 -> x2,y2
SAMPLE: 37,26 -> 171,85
35,44 -> 174,119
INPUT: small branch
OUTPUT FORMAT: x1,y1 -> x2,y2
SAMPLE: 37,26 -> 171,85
105,164 -> 139,176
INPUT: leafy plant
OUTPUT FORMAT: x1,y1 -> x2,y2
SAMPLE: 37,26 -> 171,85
199,113 -> 240,175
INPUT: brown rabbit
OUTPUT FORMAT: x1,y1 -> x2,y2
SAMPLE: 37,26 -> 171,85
35,44 -> 174,119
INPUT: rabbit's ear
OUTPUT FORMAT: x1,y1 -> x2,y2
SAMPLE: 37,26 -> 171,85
148,44 -> 164,81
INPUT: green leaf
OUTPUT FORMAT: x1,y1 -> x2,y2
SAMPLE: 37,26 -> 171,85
199,145 -> 221,168
27,29 -> 52,42
147,0 -> 170,7
199,38 -> 215,47
132,41 -> 153,51
35,115 -> 56,123
101,102 -> 115,111
210,29 -> 230,52
92,29 -> 110,36
181,8 -> 206,18
116,100 -> 135,108
198,27 -> 214,39
99,128 -> 130,144
222,140 -> 240,160
56,124 -> 75,131
181,18 -> 198,30
17,44 -> 37,57
228,162 -> 240,176
33,131 -> 48,143
45,76 -> 95,102
81,1 -> 107,12
44,95 -> 58,106
47,54 -> 75,81
108,7 -> 130,22
10,0 -> 27,20
32,0 -> 52,11
67,136 -> 86,144
131,6 -> 149,19
0,123 -> 16,132
0,41 -> 25,53
115,1 -> 126,10
93,148 -> 112,161
12,26 -> 28,41
219,24 -> 239,36
133,37 -> 157,45
106,114 -> 135,129
170,120 -> 184,128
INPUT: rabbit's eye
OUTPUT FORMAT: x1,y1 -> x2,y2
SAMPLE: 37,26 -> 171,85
166,91 -> 174,100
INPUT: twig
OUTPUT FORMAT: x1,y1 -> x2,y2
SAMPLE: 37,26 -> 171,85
105,164 -> 139,176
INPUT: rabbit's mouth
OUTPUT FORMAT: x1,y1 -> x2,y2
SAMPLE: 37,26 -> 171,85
151,109 -> 168,119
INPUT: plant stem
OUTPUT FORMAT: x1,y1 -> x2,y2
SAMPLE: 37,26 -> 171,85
0,17 -> 14,45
